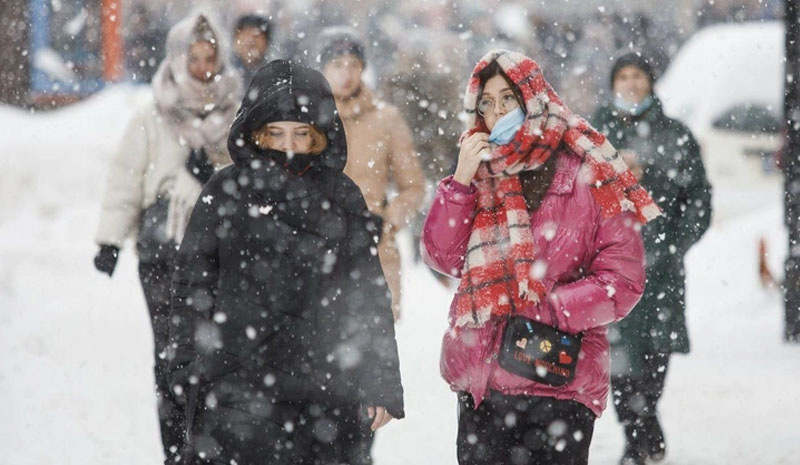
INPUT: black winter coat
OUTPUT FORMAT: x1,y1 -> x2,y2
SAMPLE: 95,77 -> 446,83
592,97 -> 712,376
166,60 -> 404,462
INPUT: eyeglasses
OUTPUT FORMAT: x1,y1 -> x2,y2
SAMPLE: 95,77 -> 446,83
477,93 -> 520,116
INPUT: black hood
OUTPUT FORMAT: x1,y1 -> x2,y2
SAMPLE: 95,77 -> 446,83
227,59 -> 347,172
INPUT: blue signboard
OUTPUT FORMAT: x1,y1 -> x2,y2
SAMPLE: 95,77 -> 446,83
29,0 -> 105,97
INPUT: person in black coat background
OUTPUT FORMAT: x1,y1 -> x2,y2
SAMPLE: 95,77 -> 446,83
166,59 -> 404,465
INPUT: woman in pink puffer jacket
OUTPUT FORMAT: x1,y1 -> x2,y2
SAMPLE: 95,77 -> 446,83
421,50 -> 658,465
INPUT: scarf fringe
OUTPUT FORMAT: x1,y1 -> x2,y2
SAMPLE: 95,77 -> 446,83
518,279 -> 544,303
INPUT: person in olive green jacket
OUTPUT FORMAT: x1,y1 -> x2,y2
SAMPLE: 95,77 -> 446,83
591,52 -> 712,465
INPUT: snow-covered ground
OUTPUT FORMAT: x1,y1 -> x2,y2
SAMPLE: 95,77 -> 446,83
1,87 -> 798,465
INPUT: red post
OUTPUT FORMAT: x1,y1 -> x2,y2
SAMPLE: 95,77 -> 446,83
101,0 -> 123,82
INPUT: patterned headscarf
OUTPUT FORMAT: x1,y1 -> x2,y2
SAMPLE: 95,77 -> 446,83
452,50 -> 660,328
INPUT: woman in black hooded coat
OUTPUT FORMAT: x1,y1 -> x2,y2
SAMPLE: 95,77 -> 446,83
166,60 -> 404,465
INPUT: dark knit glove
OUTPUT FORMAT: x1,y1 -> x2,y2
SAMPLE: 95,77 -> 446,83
186,148 -> 215,184
94,244 -> 120,277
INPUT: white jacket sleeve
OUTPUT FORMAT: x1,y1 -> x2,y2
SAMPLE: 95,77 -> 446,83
94,110 -> 151,248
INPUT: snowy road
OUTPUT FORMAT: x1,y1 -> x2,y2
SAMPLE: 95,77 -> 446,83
1,88 -> 798,464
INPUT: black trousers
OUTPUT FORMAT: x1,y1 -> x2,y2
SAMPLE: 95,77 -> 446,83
139,260 -> 185,463
610,351 -> 670,457
457,391 -> 595,465
191,401 -> 372,465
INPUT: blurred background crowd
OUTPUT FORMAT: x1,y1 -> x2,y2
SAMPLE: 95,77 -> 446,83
0,0 -> 791,327
0,0 -> 785,181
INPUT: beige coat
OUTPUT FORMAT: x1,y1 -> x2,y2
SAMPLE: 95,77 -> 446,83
337,87 -> 425,318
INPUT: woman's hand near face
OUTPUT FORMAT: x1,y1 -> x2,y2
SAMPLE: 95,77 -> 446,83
453,133 -> 489,186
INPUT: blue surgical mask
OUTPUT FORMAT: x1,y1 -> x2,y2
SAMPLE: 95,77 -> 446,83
488,107 -> 525,145
613,95 -> 654,116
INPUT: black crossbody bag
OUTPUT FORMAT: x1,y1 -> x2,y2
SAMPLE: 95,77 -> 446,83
498,306 -> 582,387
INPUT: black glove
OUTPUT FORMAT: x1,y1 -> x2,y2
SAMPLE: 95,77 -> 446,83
94,244 -> 120,277
186,148 -> 214,184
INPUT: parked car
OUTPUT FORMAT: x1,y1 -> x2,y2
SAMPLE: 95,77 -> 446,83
657,21 -> 783,183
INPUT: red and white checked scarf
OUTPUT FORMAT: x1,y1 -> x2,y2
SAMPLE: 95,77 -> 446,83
452,50 -> 661,328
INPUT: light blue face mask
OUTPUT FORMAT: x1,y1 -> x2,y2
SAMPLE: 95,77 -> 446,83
488,107 -> 525,145
613,95 -> 654,116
